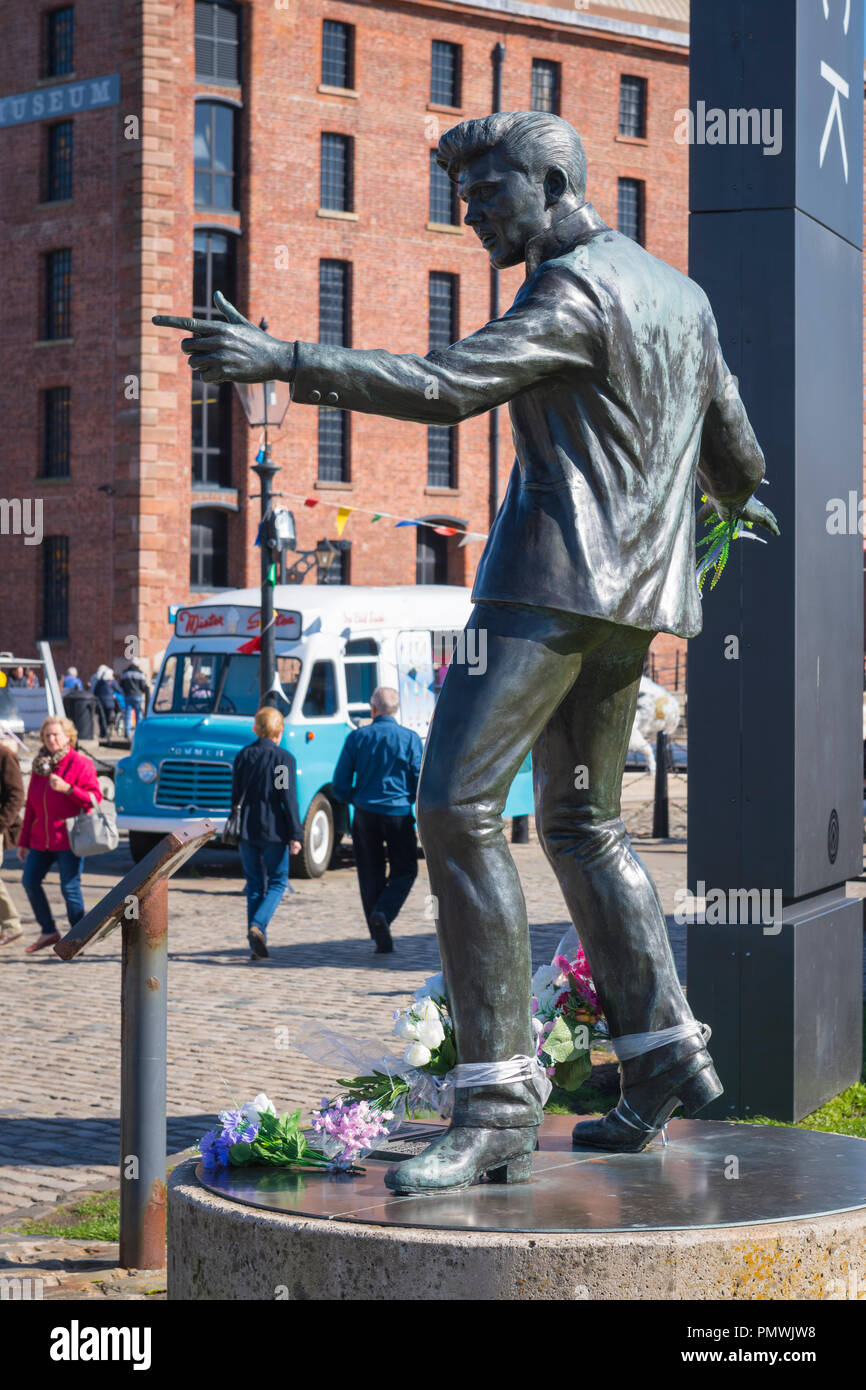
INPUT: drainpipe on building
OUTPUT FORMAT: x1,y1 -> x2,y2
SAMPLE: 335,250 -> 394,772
488,41 -> 505,533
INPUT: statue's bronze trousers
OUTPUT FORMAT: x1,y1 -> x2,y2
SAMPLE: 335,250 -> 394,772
417,600 -> 695,1067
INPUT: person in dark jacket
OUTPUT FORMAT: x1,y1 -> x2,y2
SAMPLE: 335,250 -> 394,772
0,730 -> 25,945
332,686 -> 423,954
231,706 -> 303,961
91,666 -> 119,737
119,663 -> 149,739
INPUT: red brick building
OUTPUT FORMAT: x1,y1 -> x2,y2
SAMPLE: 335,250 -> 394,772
1,0 -> 699,681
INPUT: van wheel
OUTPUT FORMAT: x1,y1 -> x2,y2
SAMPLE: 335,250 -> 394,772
128,831 -> 163,864
294,794 -> 334,879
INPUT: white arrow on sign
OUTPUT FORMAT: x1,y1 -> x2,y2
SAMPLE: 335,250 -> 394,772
818,61 -> 849,183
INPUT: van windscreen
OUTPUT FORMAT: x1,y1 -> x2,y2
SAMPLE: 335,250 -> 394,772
152,654 -> 301,716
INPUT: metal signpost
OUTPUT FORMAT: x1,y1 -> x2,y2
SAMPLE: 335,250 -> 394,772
688,0 -> 864,1119
55,823 -> 215,1268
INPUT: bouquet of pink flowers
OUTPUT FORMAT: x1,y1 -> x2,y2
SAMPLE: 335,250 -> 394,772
531,947 -> 608,1093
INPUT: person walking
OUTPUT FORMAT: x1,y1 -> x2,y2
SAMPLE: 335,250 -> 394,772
332,687 -> 423,954
119,662 -> 149,740
232,706 -> 302,962
0,724 -> 25,946
62,667 -> 82,692
17,716 -> 102,953
91,666 -> 120,739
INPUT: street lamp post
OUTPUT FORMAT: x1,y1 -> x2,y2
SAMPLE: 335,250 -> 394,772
232,317 -> 291,704
250,443 -> 280,704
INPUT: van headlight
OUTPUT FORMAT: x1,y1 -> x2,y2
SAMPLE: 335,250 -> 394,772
137,761 -> 157,783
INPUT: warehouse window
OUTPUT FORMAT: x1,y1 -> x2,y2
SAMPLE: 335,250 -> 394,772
45,121 -> 73,201
44,249 -> 72,339
42,387 -> 71,478
190,508 -> 228,589
321,20 -> 353,89
416,528 -> 448,585
44,7 -> 74,78
320,133 -> 352,212
194,1 -> 241,84
429,150 -> 458,225
619,75 -> 647,138
318,542 -> 351,586
42,537 -> 70,640
192,230 -> 236,486
317,260 -> 351,482
427,273 -> 458,488
431,41 -> 461,107
194,102 -> 238,209
531,60 -> 560,115
618,178 -> 645,245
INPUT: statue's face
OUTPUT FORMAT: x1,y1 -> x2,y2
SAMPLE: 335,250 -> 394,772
458,149 -> 548,269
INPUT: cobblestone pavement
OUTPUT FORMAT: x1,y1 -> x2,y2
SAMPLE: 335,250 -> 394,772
0,1231 -> 167,1300
0,773 -> 688,1219
2,770 -> 864,1300
2,767 -> 861,1226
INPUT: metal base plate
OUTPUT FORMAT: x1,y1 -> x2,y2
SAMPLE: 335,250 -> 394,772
195,1115 -> 866,1234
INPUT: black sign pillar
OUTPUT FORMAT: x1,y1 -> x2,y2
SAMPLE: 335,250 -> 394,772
688,0 -> 864,1120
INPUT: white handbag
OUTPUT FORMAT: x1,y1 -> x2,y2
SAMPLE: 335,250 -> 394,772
66,792 -> 119,857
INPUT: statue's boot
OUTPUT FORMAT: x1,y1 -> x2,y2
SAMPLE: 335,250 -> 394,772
571,1029 -> 722,1153
384,1081 -> 541,1194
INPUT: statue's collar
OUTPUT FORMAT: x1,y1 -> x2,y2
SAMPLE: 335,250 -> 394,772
524,203 -> 608,274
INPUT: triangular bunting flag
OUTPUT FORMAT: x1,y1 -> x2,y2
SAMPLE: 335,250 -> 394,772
371,514 -> 383,522
433,526 -> 458,536
336,506 -> 353,537
396,519 -> 420,528
304,497 -> 319,508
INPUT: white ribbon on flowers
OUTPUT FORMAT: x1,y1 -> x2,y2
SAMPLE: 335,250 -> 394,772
610,1021 -> 710,1063
438,1053 -> 553,1117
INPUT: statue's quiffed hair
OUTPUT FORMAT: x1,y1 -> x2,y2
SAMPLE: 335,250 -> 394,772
436,111 -> 587,201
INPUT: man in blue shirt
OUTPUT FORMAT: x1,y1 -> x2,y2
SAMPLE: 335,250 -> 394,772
332,687 -> 423,953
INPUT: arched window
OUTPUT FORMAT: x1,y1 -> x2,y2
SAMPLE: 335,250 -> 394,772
190,508 -> 228,589
194,101 -> 239,209
192,229 -> 237,485
416,527 -> 448,585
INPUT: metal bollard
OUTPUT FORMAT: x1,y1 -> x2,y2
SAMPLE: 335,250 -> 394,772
119,876 -> 168,1270
652,731 -> 670,839
511,814 -> 530,844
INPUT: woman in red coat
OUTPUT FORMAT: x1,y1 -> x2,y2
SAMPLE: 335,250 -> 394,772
17,715 -> 102,953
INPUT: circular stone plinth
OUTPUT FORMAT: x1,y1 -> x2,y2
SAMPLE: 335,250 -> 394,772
167,1117 -> 866,1300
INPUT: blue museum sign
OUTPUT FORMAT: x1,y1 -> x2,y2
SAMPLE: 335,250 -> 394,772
0,74 -> 120,128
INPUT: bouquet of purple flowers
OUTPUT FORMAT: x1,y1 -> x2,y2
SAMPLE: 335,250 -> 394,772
198,1091 -> 395,1175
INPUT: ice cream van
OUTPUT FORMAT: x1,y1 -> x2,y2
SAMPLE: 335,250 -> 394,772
115,585 -> 534,876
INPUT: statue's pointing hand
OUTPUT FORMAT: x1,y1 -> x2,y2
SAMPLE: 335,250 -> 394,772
152,292 -> 293,383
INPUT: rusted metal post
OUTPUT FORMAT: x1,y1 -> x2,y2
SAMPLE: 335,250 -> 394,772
120,876 -> 168,1270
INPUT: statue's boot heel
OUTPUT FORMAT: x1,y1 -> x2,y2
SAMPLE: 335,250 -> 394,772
384,1125 -> 537,1193
572,1039 -> 724,1152
675,1062 -> 723,1117
486,1152 -> 534,1184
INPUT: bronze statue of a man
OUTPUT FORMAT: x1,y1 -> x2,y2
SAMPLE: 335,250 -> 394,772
155,112 -> 778,1194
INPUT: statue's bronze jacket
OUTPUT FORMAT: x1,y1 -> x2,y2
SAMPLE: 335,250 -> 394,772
290,203 -> 765,638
